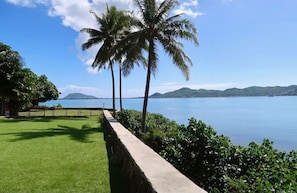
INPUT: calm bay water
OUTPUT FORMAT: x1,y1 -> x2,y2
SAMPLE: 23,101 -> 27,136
43,97 -> 297,151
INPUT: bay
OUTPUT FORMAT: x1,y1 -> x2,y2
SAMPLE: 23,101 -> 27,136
42,96 -> 297,151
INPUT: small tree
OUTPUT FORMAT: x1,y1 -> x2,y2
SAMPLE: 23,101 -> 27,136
0,42 -> 59,116
31,75 -> 59,106
0,42 -> 25,115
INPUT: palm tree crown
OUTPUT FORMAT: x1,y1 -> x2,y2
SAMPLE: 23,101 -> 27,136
80,5 -> 134,116
81,6 -> 132,68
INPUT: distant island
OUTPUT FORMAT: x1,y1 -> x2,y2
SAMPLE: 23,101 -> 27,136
62,93 -> 98,99
150,85 -> 297,98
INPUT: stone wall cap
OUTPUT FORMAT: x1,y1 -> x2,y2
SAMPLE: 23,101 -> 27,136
104,110 -> 207,193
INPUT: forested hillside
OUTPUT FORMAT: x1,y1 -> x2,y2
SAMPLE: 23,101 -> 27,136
150,85 -> 297,98
62,93 -> 98,99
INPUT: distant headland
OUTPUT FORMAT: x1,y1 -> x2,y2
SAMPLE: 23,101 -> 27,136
150,85 -> 297,98
62,93 -> 98,99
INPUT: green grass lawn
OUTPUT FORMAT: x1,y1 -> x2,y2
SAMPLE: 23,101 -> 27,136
0,115 -> 110,193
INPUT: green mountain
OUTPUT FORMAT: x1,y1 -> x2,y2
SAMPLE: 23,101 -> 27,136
62,93 -> 98,99
150,85 -> 297,98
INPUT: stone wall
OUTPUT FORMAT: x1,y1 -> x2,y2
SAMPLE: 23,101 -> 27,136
103,110 -> 207,193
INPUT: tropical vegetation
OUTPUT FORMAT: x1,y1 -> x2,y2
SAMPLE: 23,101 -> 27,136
0,42 -> 59,116
116,110 -> 297,193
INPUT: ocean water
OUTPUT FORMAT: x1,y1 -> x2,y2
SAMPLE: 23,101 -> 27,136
43,96 -> 297,151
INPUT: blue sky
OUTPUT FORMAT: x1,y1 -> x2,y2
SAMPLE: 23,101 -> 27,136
1,0 -> 297,98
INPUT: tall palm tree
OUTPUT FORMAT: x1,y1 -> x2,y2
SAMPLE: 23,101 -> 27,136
80,5 -> 133,116
127,0 -> 199,132
110,11 -> 147,112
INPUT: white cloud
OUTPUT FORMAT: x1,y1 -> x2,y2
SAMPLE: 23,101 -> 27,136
46,0 -> 133,74
48,1 -> 93,31
86,66 -> 99,74
75,32 -> 101,74
5,0 -> 48,7
182,0 -> 199,6
161,82 -> 179,86
123,88 -> 145,98
174,0 -> 204,18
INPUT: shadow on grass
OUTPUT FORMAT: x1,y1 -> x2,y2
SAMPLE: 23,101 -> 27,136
7,124 -> 103,143
0,116 -> 92,123
0,117 -> 53,123
103,129 -> 130,193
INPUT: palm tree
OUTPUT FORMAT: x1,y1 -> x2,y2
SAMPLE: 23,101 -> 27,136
127,0 -> 199,132
115,33 -> 148,111
80,5 -> 133,116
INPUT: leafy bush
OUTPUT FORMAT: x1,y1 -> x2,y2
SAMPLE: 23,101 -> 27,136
116,110 -> 179,152
116,110 -> 297,192
226,140 -> 297,192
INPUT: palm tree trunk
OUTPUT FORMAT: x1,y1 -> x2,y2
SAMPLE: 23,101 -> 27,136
141,37 -> 154,132
119,63 -> 123,111
141,63 -> 151,132
110,63 -> 116,117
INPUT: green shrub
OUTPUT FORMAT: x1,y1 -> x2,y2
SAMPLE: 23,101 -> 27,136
116,110 -> 297,193
226,140 -> 297,192
116,109 -> 179,152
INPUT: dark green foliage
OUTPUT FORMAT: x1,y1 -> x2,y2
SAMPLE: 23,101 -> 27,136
116,109 -> 179,152
226,140 -> 297,192
161,118 -> 237,191
0,42 -> 24,100
0,42 -> 59,115
116,110 -> 297,192
33,75 -> 59,104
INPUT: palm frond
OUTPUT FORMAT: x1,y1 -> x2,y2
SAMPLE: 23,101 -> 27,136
155,0 -> 177,24
90,10 -> 101,25
80,28 -> 105,50
157,33 -> 192,80
111,28 -> 148,76
81,5 -> 138,70
167,19 -> 198,44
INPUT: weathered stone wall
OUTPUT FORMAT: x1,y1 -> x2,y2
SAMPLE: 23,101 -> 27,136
103,110 -> 207,193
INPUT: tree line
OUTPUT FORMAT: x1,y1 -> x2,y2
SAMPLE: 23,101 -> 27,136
150,85 -> 297,98
80,0 -> 198,132
0,42 -> 59,116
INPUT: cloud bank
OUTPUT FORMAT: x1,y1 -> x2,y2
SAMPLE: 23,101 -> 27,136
174,0 -> 204,18
6,0 -> 202,32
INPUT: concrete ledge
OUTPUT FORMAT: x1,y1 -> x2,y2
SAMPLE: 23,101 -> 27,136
103,110 -> 207,193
